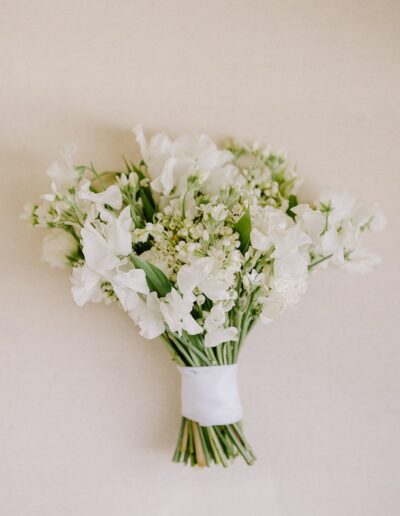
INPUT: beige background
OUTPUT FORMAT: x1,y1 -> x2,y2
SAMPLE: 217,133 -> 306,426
1,1 -> 399,515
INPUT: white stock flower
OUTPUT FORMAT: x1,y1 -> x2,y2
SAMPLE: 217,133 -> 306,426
42,229 -> 78,268
204,303 -> 238,347
129,292 -> 165,339
177,257 -> 230,301
47,143 -> 78,190
160,288 -> 202,336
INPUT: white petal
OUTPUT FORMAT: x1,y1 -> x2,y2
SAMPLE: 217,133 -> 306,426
204,327 -> 238,347
82,226 -> 119,273
71,265 -> 102,306
182,314 -> 203,335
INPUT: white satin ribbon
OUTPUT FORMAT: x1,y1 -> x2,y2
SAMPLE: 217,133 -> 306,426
177,364 -> 242,426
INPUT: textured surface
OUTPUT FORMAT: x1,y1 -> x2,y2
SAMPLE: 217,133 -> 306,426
0,1 -> 399,515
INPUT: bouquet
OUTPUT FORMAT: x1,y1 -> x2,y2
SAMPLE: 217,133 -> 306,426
23,126 -> 386,467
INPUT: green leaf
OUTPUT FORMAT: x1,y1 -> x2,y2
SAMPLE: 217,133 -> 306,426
286,194 -> 298,220
131,255 -> 172,297
140,189 -> 155,222
234,209 -> 251,254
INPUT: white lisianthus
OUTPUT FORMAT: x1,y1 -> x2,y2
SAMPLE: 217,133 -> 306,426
42,229 -> 79,268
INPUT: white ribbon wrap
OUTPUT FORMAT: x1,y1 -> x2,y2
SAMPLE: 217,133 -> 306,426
177,364 -> 242,426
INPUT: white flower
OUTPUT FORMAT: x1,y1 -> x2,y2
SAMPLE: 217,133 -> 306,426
260,292 -> 286,323
78,179 -> 122,212
160,288 -> 202,336
81,207 -> 132,274
271,226 -> 311,258
47,143 -> 78,190
342,249 -> 382,274
134,125 -> 236,196
71,264 -> 104,306
102,206 -> 132,256
204,303 -> 238,347
271,276 -> 308,304
177,257 -> 230,301
319,190 -> 357,225
351,202 -> 387,232
250,206 -> 291,252
292,204 -> 325,246
41,229 -> 78,268
129,292 -> 165,339
81,224 -> 120,274
112,269 -> 149,312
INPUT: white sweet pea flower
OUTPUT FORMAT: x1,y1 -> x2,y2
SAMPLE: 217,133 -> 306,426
177,257 -> 230,301
319,190 -> 357,225
271,276 -> 308,305
78,179 -> 122,212
47,143 -> 79,191
102,206 -> 132,256
160,288 -> 202,336
112,269 -> 149,312
260,292 -> 286,324
81,224 -> 120,274
42,229 -> 79,268
134,125 -> 237,197
71,264 -> 104,306
271,226 -> 311,258
204,303 -> 238,347
342,249 -> 382,274
81,207 -> 132,274
250,206 -> 291,252
129,292 -> 165,339
351,202 -> 387,232
292,204 -> 325,245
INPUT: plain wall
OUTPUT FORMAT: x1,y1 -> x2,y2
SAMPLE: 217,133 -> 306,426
0,1 -> 399,515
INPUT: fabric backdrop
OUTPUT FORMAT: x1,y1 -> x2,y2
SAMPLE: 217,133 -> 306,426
0,1 -> 399,515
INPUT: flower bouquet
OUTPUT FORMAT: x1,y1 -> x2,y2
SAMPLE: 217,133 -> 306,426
23,126 -> 385,467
